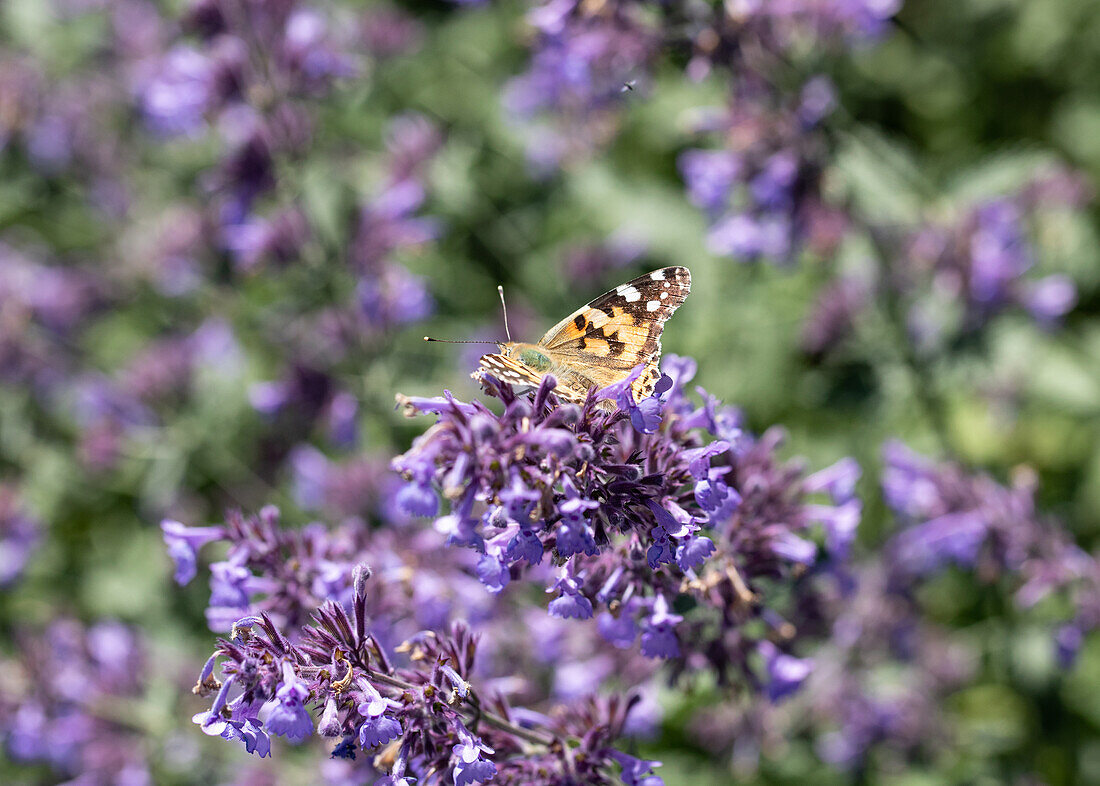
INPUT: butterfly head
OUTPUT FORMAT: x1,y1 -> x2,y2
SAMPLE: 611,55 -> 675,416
499,342 -> 553,373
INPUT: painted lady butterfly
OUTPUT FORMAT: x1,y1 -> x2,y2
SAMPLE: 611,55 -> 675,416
471,267 -> 691,405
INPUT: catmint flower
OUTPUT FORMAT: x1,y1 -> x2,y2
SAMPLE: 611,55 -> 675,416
897,172 -> 1087,344
184,547 -> 660,782
598,366 -> 672,434
682,80 -> 840,266
357,683 -> 403,748
1055,623 -> 1084,668
222,207 -> 309,270
803,457 -> 861,503
209,559 -> 253,610
0,487 -> 40,588
1,619 -> 152,779
505,526 -> 544,566
675,535 -> 715,571
327,391 -> 360,448
611,751 -> 665,786
395,354 -> 861,685
503,0 -> 658,171
548,572 -> 594,620
891,511 -> 988,574
451,722 -> 496,786
266,661 -> 314,742
475,551 -> 510,594
882,440 -> 1100,660
639,596 -> 681,659
396,478 -> 439,517
759,641 -> 813,703
556,520 -> 599,560
680,150 -> 740,214
138,46 -> 216,136
1024,274 -> 1077,325
375,777 -> 417,786
598,611 -> 639,650
161,519 -> 226,585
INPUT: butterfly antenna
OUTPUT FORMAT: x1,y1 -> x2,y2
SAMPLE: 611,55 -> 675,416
497,285 -> 512,342
423,337 -> 500,344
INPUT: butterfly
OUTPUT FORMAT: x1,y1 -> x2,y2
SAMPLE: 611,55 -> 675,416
471,266 -> 691,405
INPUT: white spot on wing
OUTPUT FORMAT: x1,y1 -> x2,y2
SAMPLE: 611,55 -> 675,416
587,309 -> 610,328
646,300 -> 660,312
651,270 -> 665,281
620,286 -> 641,302
660,291 -> 668,299
662,281 -> 670,288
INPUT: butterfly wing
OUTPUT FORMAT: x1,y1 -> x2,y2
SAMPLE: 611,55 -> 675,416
471,353 -> 587,403
538,266 -> 691,395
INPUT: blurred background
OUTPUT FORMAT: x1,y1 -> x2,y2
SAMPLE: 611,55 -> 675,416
3,0 -> 1100,783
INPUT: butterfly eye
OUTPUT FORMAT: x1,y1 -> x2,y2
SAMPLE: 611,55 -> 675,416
519,350 -> 551,372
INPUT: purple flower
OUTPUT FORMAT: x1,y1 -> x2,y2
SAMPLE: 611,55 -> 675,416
161,520 -> 226,585
395,480 -> 439,518
969,199 -> 1030,305
806,499 -> 862,559
639,596 -> 681,659
502,2 -> 657,170
611,751 -> 665,786
679,150 -> 740,214
499,472 -> 540,520
193,676 -> 272,758
676,536 -> 715,571
0,489 -> 40,588
318,695 -> 342,737
891,512 -> 988,574
548,573 -> 593,620
288,446 -> 330,514
597,611 -> 638,649
683,74 -> 843,267
178,508 -> 672,778
506,527 -> 544,565
138,46 -> 215,136
645,527 -> 675,569
1024,274 -> 1077,324
208,559 -> 252,611
357,265 -> 435,329
265,662 -> 313,742
283,9 -> 357,86
394,358 -> 861,679
599,368 -> 672,434
799,76 -> 837,125
759,640 -> 813,702
327,391 -> 359,448
2,617 -> 152,777
750,152 -> 799,209
249,380 -> 289,415
357,683 -> 403,749
476,551 -> 510,594
222,207 -> 309,270
556,519 -> 599,559
880,441 -> 1100,669
1055,623 -> 1084,668
452,724 -> 496,786
769,531 -> 817,565
897,175 -> 1087,339
359,713 -> 403,749
803,457 -> 861,503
